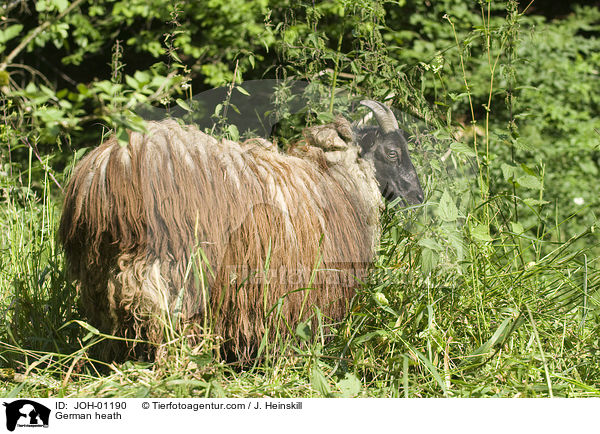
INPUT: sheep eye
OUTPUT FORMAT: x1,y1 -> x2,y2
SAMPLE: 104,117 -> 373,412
387,150 -> 399,160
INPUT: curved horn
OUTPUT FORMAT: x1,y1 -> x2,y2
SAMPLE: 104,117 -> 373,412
360,100 -> 399,133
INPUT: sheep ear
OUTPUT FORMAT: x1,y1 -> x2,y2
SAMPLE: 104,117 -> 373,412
334,115 -> 354,142
303,124 -> 348,151
357,133 -> 377,154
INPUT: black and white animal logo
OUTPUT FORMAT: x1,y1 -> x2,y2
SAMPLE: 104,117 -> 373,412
3,400 -> 50,431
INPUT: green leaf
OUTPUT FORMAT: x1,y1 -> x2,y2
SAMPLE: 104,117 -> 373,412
523,198 -> 549,207
295,321 -> 311,342
0,24 -> 23,44
338,373 -> 361,397
354,330 -> 385,345
235,85 -> 250,96
462,318 -> 515,367
500,163 -> 517,182
418,237 -> 442,273
449,141 -> 476,157
227,124 -> 239,141
52,0 -> 69,12
117,128 -> 130,146
0,71 -> 8,86
438,190 -> 459,222
35,1 -> 48,12
76,83 -> 89,95
421,246 -> 439,274
520,163 -> 537,176
229,103 -> 241,115
516,174 -> 542,190
471,224 -> 493,242
74,147 -> 90,161
176,98 -> 192,112
373,292 -> 389,306
316,111 -> 334,123
510,222 -> 524,234
70,320 -> 100,335
133,70 -> 151,85
170,51 -> 183,63
310,366 -> 331,397
125,75 -> 139,90
418,237 -> 442,251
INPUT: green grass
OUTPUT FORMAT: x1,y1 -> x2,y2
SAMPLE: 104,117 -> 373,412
0,177 -> 598,398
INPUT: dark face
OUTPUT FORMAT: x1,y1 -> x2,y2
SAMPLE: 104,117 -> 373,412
359,129 -> 424,206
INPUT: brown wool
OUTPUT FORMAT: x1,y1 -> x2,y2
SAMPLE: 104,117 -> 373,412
59,119 -> 382,362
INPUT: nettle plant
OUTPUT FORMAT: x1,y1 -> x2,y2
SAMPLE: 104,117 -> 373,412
0,0 -> 279,184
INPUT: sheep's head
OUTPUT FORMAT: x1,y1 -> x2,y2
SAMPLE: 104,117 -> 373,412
298,99 -> 424,206
356,100 -> 424,206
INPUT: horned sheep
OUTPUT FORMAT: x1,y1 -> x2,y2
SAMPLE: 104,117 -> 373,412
59,100 -> 424,362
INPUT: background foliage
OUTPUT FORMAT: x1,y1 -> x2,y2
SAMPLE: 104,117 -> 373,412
1,0 -> 599,397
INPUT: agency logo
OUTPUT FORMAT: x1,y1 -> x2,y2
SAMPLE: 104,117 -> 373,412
3,400 -> 50,432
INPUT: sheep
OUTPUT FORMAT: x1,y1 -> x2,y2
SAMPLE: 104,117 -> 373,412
58,100 -> 424,362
